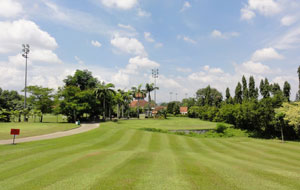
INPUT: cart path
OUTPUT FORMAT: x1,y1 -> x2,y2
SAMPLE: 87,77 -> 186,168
0,123 -> 100,145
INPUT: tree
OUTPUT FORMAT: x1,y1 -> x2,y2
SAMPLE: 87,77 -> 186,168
283,81 -> 291,102
276,102 -> 300,133
145,83 -> 158,116
64,70 -> 98,91
242,75 -> 248,101
297,66 -> 300,100
225,87 -> 233,104
131,84 -> 146,119
94,82 -> 115,121
248,76 -> 258,100
260,78 -> 270,98
196,86 -> 223,107
26,85 -> 54,122
234,82 -> 242,104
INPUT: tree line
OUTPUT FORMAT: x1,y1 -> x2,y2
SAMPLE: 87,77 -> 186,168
186,72 -> 300,140
0,69 -> 158,123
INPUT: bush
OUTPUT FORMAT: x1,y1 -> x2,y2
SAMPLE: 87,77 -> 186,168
216,123 -> 227,133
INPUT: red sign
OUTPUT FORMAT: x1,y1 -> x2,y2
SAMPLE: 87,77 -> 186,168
11,129 -> 20,135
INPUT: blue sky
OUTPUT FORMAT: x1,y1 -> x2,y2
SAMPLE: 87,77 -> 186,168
0,0 -> 300,102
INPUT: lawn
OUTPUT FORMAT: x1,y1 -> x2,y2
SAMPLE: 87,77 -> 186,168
0,118 -> 300,190
118,117 -> 223,130
0,115 -> 77,140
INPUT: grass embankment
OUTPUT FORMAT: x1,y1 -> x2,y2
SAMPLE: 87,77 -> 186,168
1,118 -> 300,190
0,115 -> 77,140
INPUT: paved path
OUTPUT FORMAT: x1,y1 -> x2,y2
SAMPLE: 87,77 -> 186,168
0,123 -> 100,145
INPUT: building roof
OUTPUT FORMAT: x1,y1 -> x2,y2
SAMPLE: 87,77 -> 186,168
180,107 -> 188,113
130,100 -> 148,108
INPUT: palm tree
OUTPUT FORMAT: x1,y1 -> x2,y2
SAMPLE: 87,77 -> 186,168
94,82 -> 115,121
123,90 -> 133,119
115,90 -> 125,119
131,84 -> 146,119
145,83 -> 159,117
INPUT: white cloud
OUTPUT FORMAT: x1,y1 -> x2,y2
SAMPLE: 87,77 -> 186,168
241,0 -> 281,20
177,35 -> 197,44
75,56 -> 84,65
144,32 -> 154,42
180,1 -> 191,12
251,47 -> 284,62
176,67 -> 192,73
0,0 -> 22,18
235,61 -> 272,75
91,40 -> 102,47
272,27 -> 300,49
241,8 -> 256,20
211,30 -> 239,39
281,15 -> 297,26
118,24 -> 135,31
125,56 -> 159,74
155,43 -> 163,48
111,35 -> 147,56
100,0 -> 138,10
0,19 -> 57,54
137,8 -> 151,17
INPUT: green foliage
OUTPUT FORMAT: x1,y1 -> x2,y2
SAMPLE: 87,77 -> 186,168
63,69 -> 98,90
216,123 -> 227,133
196,85 -> 223,107
283,81 -> 291,102
234,82 -> 242,104
167,101 -> 180,115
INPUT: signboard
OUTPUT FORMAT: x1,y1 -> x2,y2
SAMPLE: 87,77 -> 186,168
10,129 -> 20,145
11,129 -> 20,135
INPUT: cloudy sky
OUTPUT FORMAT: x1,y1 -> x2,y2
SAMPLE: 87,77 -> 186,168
0,0 -> 300,102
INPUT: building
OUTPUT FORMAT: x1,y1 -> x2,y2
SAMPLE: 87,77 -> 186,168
180,107 -> 188,115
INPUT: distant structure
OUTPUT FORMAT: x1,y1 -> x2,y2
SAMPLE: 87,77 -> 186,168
180,107 -> 188,115
130,93 -> 148,108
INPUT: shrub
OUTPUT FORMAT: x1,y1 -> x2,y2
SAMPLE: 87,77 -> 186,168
216,123 -> 227,133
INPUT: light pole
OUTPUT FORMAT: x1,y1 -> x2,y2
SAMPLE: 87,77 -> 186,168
175,93 -> 178,101
169,92 -> 173,102
152,68 -> 159,104
22,44 -> 30,122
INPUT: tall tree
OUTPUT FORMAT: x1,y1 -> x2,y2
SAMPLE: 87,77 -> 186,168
26,85 -> 54,122
64,70 -> 98,91
242,75 -> 249,101
225,87 -> 233,104
94,82 -> 115,121
131,84 -> 146,119
283,81 -> 291,102
145,83 -> 158,116
260,78 -> 270,98
234,82 -> 242,104
196,86 -> 223,107
248,76 -> 258,100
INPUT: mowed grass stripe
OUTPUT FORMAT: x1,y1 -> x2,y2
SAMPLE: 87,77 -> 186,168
0,127 -> 126,181
169,134 -> 241,190
215,139 -> 300,171
0,127 -> 113,171
197,138 -> 300,190
0,124 -> 106,162
184,137 -> 292,190
89,151 -> 155,190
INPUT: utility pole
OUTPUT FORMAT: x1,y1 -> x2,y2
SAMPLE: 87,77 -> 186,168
22,44 -> 30,122
152,68 -> 159,104
185,93 -> 188,99
175,93 -> 178,101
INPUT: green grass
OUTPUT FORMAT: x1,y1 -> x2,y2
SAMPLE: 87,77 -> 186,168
118,117 -> 223,130
0,115 -> 77,140
0,118 -> 300,190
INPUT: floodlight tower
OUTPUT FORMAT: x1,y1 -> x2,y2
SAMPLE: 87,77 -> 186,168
169,92 -> 173,102
152,68 -> 159,104
22,44 -> 30,121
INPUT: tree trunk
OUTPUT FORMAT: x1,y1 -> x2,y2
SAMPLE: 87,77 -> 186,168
109,107 -> 112,121
137,99 -> 140,119
40,114 -> 43,123
18,113 -> 21,122
117,104 -> 120,119
122,105 -> 124,118
103,98 -> 106,121
281,125 -> 284,142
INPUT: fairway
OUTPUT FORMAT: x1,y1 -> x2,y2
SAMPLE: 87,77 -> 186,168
0,118 -> 300,190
